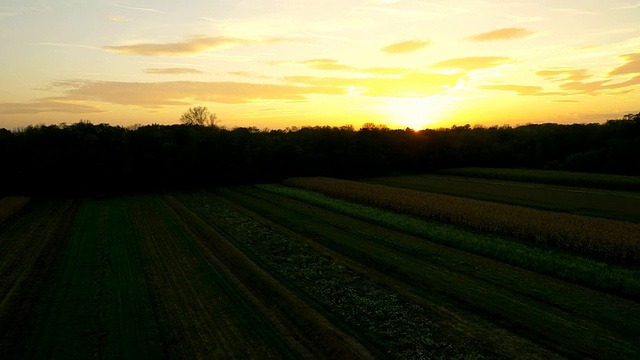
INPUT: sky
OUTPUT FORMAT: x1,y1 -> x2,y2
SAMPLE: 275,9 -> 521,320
1,0 -> 640,130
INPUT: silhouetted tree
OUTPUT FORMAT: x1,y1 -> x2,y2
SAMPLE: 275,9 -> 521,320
180,106 -> 218,127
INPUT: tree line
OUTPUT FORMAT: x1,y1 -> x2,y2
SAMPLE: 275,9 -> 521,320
1,113 -> 639,196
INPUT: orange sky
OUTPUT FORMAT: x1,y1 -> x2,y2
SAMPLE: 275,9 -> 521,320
1,0 -> 640,130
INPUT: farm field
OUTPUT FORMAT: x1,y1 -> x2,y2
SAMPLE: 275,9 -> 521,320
436,167 -> 640,191
1,172 -> 639,359
365,174 -> 640,222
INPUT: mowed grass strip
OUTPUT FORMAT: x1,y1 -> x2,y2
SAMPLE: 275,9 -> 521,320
22,198 -> 162,360
177,190 -> 485,360
262,184 -> 640,300
166,193 -> 376,360
130,195 -> 296,359
437,167 -> 640,191
238,185 -> 640,359
285,177 -> 640,264
0,200 -> 78,358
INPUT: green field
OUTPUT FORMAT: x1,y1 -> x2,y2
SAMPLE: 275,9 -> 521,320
1,171 -> 639,359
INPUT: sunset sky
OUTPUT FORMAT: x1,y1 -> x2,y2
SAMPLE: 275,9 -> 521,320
1,0 -> 640,130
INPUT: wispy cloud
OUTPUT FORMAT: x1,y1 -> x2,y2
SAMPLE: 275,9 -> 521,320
552,8 -> 597,15
299,58 -> 355,71
536,69 -> 591,82
47,80 -> 347,107
610,53 -> 640,75
0,11 -> 17,17
613,2 -> 640,10
360,67 -> 409,76
285,72 -> 462,97
381,40 -> 431,54
0,99 -> 103,115
228,71 -> 270,79
103,36 -> 291,56
479,84 -> 563,96
33,42 -> 100,50
144,68 -> 204,74
510,16 -> 548,23
112,3 -> 165,14
561,76 -> 640,94
467,27 -> 535,41
274,58 -> 412,76
108,15 -> 131,22
431,56 -> 513,71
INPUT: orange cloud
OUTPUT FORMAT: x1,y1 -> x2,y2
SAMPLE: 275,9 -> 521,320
49,80 -> 347,107
610,53 -> 640,76
479,84 -> 564,96
300,59 -> 354,71
467,27 -> 535,41
108,15 -> 131,22
285,72 -> 461,97
144,68 -> 204,74
536,69 -> 591,81
431,56 -> 512,71
103,36 -> 290,56
0,99 -> 104,115
561,75 -> 640,94
381,40 -> 431,54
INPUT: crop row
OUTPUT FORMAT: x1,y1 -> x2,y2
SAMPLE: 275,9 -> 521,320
437,167 -> 640,191
130,196 -> 294,359
177,191 -> 484,359
22,198 -> 162,359
164,194 -> 374,359
258,184 -> 640,299
3,196 -> 297,359
284,177 -> 640,263
230,185 -> 640,359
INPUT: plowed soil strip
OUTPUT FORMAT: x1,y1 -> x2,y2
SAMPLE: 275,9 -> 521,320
225,186 -> 640,359
163,194 -> 375,360
0,200 -> 78,357
130,195 -> 295,359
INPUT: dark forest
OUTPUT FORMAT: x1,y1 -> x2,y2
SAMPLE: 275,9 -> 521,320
1,113 -> 639,196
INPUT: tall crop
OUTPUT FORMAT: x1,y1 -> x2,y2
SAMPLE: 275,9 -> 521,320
284,177 -> 640,264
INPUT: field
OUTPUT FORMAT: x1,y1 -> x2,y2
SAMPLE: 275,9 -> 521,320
1,170 -> 639,359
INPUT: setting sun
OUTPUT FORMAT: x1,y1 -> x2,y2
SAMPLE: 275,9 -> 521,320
381,96 -> 452,130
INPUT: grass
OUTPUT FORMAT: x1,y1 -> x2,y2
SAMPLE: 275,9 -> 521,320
23,198 -> 162,359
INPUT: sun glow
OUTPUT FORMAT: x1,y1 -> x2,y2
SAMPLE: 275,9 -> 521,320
380,96 -> 451,130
